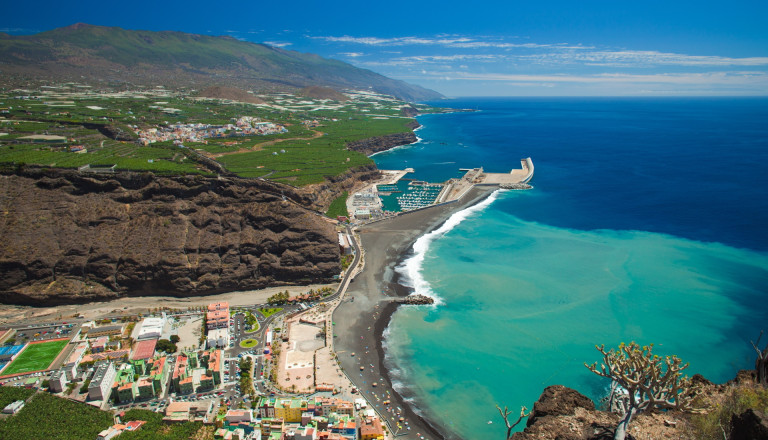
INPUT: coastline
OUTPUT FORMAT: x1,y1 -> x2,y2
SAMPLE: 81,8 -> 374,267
333,186 -> 497,440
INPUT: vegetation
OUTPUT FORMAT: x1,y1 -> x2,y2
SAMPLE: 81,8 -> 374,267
0,387 -> 35,409
117,408 -> 211,440
686,383 -> 768,440
326,192 -> 349,218
243,311 -> 259,332
267,290 -> 291,305
341,254 -> 354,271
156,339 -> 177,353
79,379 -> 91,394
586,342 -> 698,440
238,357 -> 255,400
1,340 -> 69,375
169,334 -> 180,344
496,405 -> 530,440
0,391 -> 113,440
0,88 -> 439,186
258,307 -> 283,318
240,339 -> 258,349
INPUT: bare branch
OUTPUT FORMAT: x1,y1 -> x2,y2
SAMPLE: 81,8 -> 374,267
585,342 -> 698,440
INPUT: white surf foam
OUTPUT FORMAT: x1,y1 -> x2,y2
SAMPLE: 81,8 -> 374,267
396,190 -> 503,305
369,134 -> 423,157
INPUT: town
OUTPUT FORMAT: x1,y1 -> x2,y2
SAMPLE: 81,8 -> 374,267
0,288 -> 392,440
135,116 -> 288,145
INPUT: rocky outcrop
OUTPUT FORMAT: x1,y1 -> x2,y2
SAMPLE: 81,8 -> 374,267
731,409 -> 768,440
400,106 -> 420,117
511,386 -> 617,440
395,294 -> 434,305
345,123 -> 420,157
0,168 -> 340,305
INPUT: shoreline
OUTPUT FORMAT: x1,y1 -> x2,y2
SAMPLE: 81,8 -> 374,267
333,186 -> 497,440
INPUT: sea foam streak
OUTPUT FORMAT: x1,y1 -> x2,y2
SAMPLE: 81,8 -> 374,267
369,124 -> 424,157
396,190 -> 503,304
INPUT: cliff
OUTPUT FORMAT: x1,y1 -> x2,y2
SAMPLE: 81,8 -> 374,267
510,372 -> 768,440
345,121 -> 421,157
0,169 -> 341,305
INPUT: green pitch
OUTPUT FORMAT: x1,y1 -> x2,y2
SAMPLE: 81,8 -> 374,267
2,340 -> 69,375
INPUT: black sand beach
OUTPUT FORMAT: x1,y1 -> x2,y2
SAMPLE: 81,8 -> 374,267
332,186 -> 496,440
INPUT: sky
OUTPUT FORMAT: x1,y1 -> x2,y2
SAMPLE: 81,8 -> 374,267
3,0 -> 768,96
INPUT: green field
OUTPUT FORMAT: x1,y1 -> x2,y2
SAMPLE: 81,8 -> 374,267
326,191 -> 349,218
0,90 -> 440,186
1,340 -> 69,375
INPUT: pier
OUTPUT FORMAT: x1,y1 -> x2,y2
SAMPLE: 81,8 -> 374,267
347,158 -> 533,222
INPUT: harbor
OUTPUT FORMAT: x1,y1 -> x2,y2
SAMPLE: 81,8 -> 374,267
346,158 -> 534,222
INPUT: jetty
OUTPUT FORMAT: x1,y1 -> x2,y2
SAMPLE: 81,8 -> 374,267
347,158 -> 534,222
437,157 -> 534,203
394,295 -> 435,305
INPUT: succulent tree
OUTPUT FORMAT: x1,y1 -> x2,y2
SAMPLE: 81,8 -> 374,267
585,342 -> 697,440
496,404 -> 530,439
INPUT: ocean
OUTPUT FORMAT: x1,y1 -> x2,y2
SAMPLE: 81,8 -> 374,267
372,98 -> 768,439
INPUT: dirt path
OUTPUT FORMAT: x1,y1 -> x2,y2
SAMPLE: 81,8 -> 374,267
210,130 -> 325,158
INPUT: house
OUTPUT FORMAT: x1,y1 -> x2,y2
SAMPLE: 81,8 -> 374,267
225,409 -> 253,424
86,324 -> 125,338
163,400 -> 213,423
359,416 -> 384,440
91,336 -> 108,353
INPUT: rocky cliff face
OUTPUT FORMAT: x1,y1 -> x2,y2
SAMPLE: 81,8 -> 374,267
0,169 -> 340,305
345,122 -> 420,157
299,164 -> 381,210
510,372 -> 768,440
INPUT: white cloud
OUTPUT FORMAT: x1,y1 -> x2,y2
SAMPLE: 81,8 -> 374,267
521,50 -> 768,67
427,71 -> 768,86
264,41 -> 292,48
339,52 -> 364,57
314,34 -> 599,51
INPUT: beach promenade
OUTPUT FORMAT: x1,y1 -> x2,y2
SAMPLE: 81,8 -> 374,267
333,186 -> 497,440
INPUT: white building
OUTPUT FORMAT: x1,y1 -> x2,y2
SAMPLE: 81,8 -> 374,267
88,362 -> 116,401
206,328 -> 229,349
2,400 -> 24,414
49,369 -> 68,393
225,409 -> 253,424
137,315 -> 166,340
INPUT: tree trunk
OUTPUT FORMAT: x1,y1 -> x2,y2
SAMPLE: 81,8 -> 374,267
614,406 -> 637,440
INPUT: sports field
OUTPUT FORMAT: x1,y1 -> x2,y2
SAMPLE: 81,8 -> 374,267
1,339 -> 69,375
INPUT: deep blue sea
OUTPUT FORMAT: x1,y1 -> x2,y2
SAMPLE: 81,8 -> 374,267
372,98 -> 768,439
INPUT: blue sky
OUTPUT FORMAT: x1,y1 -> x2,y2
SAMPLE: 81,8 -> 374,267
3,0 -> 767,96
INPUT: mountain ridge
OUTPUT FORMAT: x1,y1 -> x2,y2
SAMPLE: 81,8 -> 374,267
0,23 -> 443,102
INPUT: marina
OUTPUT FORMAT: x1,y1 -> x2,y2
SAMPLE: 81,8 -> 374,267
348,158 -> 534,222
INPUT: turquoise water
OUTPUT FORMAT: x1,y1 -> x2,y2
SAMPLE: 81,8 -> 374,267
376,98 -> 768,439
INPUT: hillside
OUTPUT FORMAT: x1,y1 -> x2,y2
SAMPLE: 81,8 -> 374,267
0,23 -> 443,102
0,168 -> 342,305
